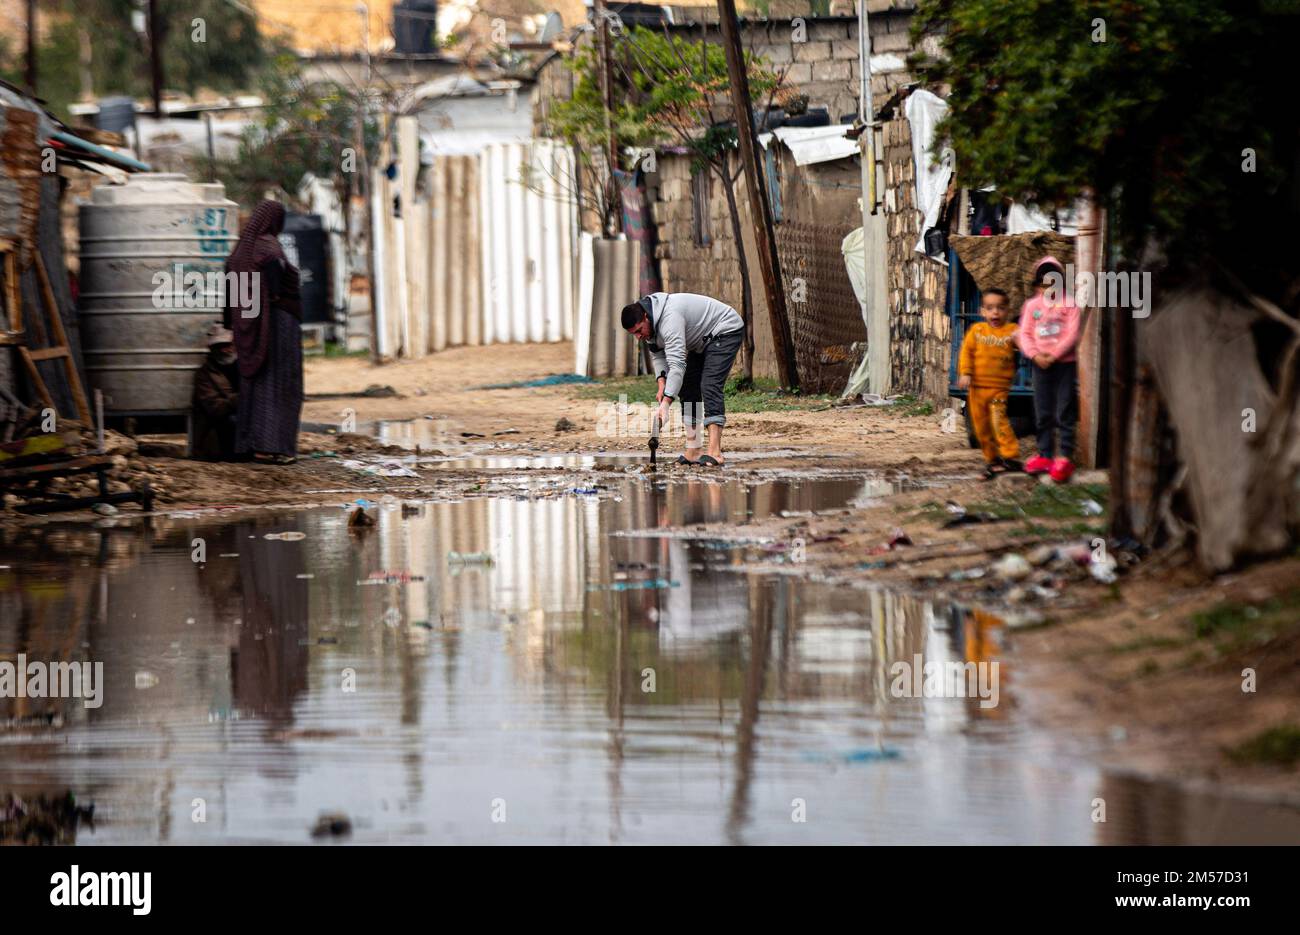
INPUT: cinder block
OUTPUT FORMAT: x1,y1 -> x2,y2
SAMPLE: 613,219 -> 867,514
785,62 -> 814,83
872,31 -> 911,53
792,41 -> 832,62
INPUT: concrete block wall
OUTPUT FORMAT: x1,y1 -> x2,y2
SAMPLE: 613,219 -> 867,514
883,110 -> 950,403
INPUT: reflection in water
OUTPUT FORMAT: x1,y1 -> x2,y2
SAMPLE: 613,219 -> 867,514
2,474 -> 1297,844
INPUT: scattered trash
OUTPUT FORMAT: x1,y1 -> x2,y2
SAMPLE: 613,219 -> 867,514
1089,552 -> 1119,584
134,671 -> 158,690
91,503 -> 118,516
310,812 -> 352,838
1060,543 -> 1092,566
1026,544 -> 1058,567
947,566 -> 987,581
1080,498 -> 1105,516
296,573 -> 315,579
941,511 -> 1002,528
460,431 -> 485,438
264,531 -> 307,541
856,560 -> 888,570
447,551 -> 493,565
868,527 -> 913,554
570,487 -> 600,495
859,394 -> 903,407
477,373 -> 596,390
890,528 -> 912,546
340,459 -> 419,478
493,429 -> 521,436
992,553 -> 1033,581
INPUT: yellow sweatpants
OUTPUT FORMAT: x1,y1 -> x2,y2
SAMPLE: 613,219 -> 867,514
969,386 -> 1020,462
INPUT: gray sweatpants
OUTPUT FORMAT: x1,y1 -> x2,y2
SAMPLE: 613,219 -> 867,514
678,327 -> 744,428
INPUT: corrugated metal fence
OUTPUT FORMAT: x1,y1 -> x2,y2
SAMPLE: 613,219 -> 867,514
372,118 -> 579,359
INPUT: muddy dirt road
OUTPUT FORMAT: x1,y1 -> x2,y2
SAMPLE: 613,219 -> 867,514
2,342 -> 1298,841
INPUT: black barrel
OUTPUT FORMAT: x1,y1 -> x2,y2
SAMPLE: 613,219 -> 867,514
278,212 -> 329,325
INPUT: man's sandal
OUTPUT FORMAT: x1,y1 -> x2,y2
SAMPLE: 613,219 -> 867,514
697,455 -> 724,468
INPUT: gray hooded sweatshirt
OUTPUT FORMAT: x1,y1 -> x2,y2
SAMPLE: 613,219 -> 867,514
642,292 -> 744,399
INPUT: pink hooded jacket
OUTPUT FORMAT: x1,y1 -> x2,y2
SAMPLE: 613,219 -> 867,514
1018,255 -> 1081,364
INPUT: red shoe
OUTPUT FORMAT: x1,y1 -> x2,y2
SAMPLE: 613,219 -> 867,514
1024,455 -> 1052,475
1049,457 -> 1075,483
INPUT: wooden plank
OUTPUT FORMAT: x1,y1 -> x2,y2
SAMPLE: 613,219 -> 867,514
0,453 -> 113,481
34,253 -> 92,423
16,347 -> 56,412
27,346 -> 68,361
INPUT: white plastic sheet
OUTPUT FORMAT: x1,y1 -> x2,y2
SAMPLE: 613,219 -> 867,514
904,89 -> 954,254
757,124 -> 858,166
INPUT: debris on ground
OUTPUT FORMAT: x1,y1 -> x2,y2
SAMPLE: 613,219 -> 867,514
1089,551 -> 1119,583
477,373 -> 596,390
339,459 -> 419,478
554,418 -> 577,433
992,553 -> 1033,581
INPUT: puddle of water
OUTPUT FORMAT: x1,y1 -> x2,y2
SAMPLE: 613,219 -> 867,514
2,477 -> 1296,844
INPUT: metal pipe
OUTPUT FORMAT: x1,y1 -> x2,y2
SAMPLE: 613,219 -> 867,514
50,131 -> 153,172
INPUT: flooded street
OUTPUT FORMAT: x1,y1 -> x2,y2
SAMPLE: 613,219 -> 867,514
2,473 -> 1297,845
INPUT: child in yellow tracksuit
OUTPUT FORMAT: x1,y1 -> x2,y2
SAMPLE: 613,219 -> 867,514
957,288 -> 1023,479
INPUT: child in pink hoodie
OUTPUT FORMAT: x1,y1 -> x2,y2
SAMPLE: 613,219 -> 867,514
1019,256 -> 1081,483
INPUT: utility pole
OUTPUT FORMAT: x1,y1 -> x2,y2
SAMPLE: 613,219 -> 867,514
716,0 -> 799,390
858,0 -> 889,395
25,0 -> 37,94
148,0 -> 165,116
593,0 -> 621,234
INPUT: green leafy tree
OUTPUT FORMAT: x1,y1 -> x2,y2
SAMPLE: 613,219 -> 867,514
911,0 -> 1299,287
0,0 -> 271,119
205,54 -> 380,216
549,26 -> 788,381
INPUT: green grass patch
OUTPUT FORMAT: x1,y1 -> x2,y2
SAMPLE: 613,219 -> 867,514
968,481 -> 1110,521
1106,634 -> 1191,655
1190,589 -> 1300,652
1226,725 -> 1300,767
577,375 -> 832,413
882,394 -> 935,418
323,343 -> 368,359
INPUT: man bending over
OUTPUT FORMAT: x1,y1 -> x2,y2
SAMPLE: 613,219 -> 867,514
621,292 -> 745,467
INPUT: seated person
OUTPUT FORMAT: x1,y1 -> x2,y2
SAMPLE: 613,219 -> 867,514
191,323 -> 240,461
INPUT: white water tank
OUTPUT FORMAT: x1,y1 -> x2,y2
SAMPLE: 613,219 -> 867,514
78,173 -> 238,415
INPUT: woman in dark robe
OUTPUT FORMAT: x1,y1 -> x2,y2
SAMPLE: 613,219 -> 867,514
224,200 -> 303,465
